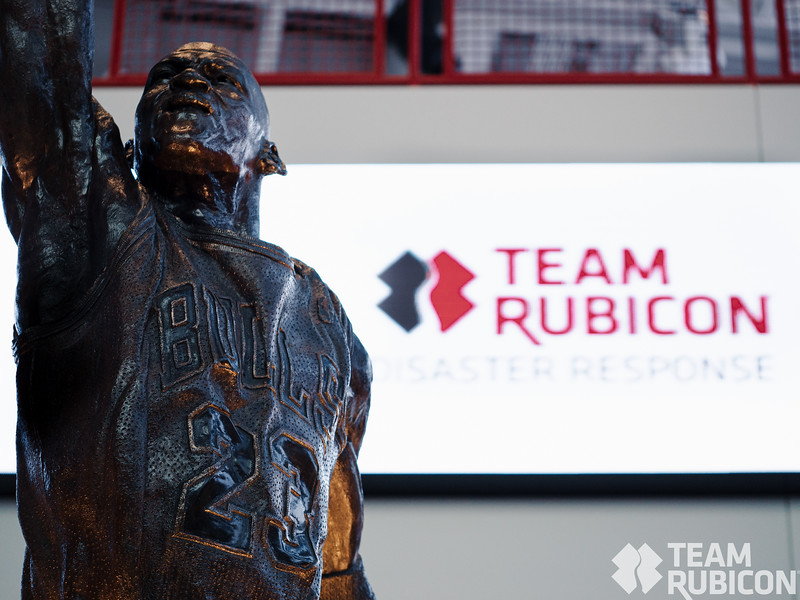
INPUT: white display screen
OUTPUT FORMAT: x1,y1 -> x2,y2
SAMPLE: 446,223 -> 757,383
1,163 -> 798,476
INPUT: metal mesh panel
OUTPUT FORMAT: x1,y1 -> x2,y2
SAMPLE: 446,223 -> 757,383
452,0 -> 713,75
101,0 -> 799,83
714,0 -> 745,77
749,0 -> 781,75
278,9 -> 374,72
119,0 -> 376,76
786,0 -> 800,72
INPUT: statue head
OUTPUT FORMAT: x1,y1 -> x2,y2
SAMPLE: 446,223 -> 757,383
133,42 -> 285,237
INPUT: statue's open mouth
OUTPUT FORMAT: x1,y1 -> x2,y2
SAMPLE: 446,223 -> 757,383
164,95 -> 214,115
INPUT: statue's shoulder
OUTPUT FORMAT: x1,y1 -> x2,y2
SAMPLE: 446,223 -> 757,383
290,256 -> 332,292
289,256 -> 316,278
289,256 -> 349,324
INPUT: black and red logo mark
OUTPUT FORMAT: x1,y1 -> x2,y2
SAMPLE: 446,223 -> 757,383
378,251 -> 475,332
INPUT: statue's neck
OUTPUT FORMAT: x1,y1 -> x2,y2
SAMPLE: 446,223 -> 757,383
140,166 -> 260,237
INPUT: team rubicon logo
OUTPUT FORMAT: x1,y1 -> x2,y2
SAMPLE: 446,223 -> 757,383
613,543 -> 663,594
378,251 -> 475,332
378,246 -> 770,345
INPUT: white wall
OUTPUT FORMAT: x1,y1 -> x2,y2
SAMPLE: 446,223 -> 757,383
360,498 -> 800,600
95,84 -> 800,163
0,84 -> 798,599
1,497 -> 799,599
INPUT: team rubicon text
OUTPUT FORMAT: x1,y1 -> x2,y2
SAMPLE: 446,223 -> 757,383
379,247 -> 769,346
614,543 -> 799,599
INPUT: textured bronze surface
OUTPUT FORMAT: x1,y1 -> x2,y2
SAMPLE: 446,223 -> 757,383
0,1 -> 374,598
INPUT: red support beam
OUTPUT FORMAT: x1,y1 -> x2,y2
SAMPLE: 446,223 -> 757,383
374,0 -> 387,77
774,0 -> 793,75
408,0 -> 423,82
707,0 -> 721,77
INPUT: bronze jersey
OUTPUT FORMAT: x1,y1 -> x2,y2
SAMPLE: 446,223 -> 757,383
14,197 -> 367,600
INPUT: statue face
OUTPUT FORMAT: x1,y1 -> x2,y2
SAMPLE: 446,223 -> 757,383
134,43 -> 270,178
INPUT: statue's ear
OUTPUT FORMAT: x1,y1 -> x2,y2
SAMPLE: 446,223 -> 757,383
258,141 -> 286,177
124,139 -> 135,170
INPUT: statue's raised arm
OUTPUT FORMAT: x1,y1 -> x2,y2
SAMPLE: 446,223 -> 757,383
0,0 -> 138,330
0,0 -> 93,196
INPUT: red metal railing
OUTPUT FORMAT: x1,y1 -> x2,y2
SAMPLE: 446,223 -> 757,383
93,0 -> 800,86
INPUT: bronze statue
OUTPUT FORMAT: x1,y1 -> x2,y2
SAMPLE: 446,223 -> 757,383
0,1 -> 374,598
